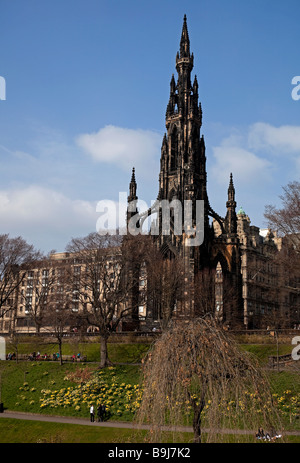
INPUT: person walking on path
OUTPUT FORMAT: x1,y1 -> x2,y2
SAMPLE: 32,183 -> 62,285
97,405 -> 102,422
90,405 -> 95,422
101,404 -> 106,422
97,403 -> 105,422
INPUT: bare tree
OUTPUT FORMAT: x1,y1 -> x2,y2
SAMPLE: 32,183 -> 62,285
66,232 -> 137,368
18,258 -> 77,365
265,181 -> 300,251
145,244 -> 186,329
18,258 -> 59,333
136,317 -> 282,443
41,271 -> 74,365
0,234 -> 42,319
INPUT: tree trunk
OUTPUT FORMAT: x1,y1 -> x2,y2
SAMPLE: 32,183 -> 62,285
100,334 -> 112,368
275,331 -> 279,372
192,406 -> 203,443
192,395 -> 206,443
58,337 -> 63,366
15,344 -> 19,364
193,418 -> 202,442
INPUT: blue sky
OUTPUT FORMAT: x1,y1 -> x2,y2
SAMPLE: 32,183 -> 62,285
0,0 -> 299,252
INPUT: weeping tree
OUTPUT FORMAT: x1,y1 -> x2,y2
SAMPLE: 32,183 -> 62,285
136,318 -> 282,443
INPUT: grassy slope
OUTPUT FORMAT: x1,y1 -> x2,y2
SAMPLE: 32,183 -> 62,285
6,340 -> 151,363
0,418 -> 299,443
0,417 -> 145,443
0,361 -> 142,418
0,341 -> 299,443
2,343 -> 300,411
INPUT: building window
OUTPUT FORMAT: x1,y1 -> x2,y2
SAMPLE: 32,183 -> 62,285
74,266 -> 81,275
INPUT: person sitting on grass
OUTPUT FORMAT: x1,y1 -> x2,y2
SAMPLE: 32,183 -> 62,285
256,427 -> 265,440
269,427 -> 282,442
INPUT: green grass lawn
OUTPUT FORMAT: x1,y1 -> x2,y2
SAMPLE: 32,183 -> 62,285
0,361 -> 142,419
1,418 -> 299,443
269,370 -> 300,392
0,341 -> 299,442
0,417 -> 146,443
239,344 -> 293,365
6,338 -> 294,366
6,339 -> 151,364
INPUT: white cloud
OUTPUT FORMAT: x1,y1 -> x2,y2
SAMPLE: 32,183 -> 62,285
210,123 -> 300,188
76,125 -> 162,176
208,122 -> 300,227
0,186 -> 138,252
0,186 -> 94,223
0,186 -> 99,252
0,124 -> 164,252
248,122 -> 300,154
211,135 -> 273,186
3,121 -> 299,251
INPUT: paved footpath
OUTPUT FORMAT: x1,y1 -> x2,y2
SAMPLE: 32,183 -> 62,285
0,410 -> 151,430
1,410 -> 300,437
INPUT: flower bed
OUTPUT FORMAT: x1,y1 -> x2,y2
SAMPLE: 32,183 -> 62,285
39,367 -> 143,420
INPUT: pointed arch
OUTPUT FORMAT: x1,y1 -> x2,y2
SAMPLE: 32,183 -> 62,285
212,252 -> 229,275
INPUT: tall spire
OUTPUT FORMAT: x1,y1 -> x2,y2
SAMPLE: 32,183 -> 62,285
160,14 -> 205,204
180,14 -> 190,58
227,173 -> 235,202
128,167 -> 137,202
157,13 -> 209,249
225,173 -> 237,234
176,15 -> 194,84
176,15 -> 194,106
127,167 -> 139,232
